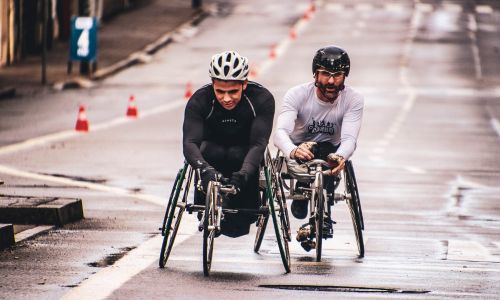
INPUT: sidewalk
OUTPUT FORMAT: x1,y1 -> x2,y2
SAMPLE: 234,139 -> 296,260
0,0 -> 208,249
0,0 -> 207,98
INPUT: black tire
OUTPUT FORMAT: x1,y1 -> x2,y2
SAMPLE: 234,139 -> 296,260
159,165 -> 192,268
314,171 -> 324,262
254,195 -> 269,252
345,163 -> 365,258
346,161 -> 364,230
265,166 -> 291,273
268,150 -> 291,241
203,181 -> 217,276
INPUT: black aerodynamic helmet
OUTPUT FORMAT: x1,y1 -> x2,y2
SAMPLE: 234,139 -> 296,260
312,46 -> 350,76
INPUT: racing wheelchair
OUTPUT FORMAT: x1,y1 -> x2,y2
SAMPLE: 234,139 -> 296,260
275,153 -> 364,261
158,149 -> 291,276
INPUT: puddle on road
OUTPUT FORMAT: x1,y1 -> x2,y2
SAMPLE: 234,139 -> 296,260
259,284 -> 430,294
87,246 -> 136,268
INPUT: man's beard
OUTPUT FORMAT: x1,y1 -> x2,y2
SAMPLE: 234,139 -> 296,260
316,81 -> 345,102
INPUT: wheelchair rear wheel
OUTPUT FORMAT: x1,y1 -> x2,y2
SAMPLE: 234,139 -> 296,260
265,166 -> 291,273
345,162 -> 365,258
159,164 -> 193,268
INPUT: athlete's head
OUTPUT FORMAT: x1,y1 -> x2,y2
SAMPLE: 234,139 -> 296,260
209,51 -> 249,110
312,46 -> 350,102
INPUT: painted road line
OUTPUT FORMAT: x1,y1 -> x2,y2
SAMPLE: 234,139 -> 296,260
476,5 -> 493,14
404,166 -> 427,174
447,240 -> 498,262
61,226 -> 197,300
15,225 -> 55,243
490,118 -> 500,138
0,100 -> 186,157
0,164 -> 166,207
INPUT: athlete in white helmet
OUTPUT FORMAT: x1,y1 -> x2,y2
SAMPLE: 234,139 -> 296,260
183,51 -> 275,238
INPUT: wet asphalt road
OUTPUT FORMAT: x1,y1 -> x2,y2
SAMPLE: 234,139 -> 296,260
0,0 -> 499,299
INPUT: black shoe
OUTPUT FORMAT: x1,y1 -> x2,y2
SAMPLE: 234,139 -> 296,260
300,240 -> 316,252
323,218 -> 335,238
291,200 -> 308,219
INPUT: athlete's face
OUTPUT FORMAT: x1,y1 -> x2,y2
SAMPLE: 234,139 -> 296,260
212,79 -> 248,110
315,69 -> 345,102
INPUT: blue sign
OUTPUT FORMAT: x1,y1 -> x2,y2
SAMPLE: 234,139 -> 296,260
69,17 -> 98,61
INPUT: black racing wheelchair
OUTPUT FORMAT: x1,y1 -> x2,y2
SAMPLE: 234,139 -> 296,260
158,149 -> 291,276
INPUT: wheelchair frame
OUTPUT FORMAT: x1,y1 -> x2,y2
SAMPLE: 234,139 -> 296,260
276,153 -> 365,260
158,148 -> 291,275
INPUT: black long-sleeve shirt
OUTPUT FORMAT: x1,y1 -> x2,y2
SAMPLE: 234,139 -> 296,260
183,81 -> 275,177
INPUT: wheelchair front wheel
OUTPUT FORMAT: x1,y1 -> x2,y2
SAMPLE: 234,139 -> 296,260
313,171 -> 324,262
203,181 -> 218,276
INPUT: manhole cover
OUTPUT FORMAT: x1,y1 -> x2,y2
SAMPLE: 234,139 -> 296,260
259,285 -> 430,294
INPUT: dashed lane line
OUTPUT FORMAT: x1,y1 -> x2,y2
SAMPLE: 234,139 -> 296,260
0,164 -> 166,207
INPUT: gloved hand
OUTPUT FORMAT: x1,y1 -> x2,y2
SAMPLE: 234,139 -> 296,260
200,166 -> 222,192
229,172 -> 247,193
326,153 -> 345,175
292,141 -> 317,163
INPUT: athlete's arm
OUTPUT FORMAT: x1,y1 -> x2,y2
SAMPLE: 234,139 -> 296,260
335,94 -> 364,159
239,92 -> 275,177
274,89 -> 300,158
182,96 -> 210,170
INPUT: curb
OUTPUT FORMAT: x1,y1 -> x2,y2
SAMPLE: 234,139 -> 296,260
0,87 -> 16,100
53,9 -> 209,91
0,197 -> 84,226
0,224 -> 15,249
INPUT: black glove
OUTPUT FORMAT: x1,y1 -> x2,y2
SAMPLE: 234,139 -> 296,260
200,166 -> 222,192
229,172 -> 247,192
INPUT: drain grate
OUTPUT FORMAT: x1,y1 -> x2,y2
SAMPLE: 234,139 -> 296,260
259,285 -> 430,294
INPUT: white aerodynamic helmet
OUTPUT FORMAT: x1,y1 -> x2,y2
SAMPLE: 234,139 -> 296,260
209,51 -> 249,81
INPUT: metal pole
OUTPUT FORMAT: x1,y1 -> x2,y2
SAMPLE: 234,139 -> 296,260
41,0 -> 48,84
192,0 -> 202,9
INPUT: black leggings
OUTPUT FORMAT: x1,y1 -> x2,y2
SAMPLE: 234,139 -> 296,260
195,141 -> 260,223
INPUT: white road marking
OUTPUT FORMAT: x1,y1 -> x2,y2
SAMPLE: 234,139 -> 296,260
476,5 -> 493,14
15,225 -> 55,243
490,118 -> 500,138
355,3 -> 372,12
61,227 -> 196,300
416,3 -> 433,13
385,3 -> 405,13
0,100 -> 186,157
447,240 -> 498,262
443,3 -> 462,13
0,165 -> 166,207
404,166 -> 427,174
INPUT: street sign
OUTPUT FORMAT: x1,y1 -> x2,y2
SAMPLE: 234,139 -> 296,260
69,16 -> 97,61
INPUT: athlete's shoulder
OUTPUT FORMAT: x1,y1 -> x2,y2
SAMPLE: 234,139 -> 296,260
246,81 -> 273,98
342,85 -> 364,106
186,83 -> 213,112
284,82 -> 315,104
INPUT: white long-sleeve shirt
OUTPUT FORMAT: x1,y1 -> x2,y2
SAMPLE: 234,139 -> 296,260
274,82 -> 364,159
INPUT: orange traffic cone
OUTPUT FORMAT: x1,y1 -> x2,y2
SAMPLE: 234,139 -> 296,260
75,105 -> 89,132
126,95 -> 138,118
184,81 -> 193,99
309,3 -> 316,12
270,44 -> 277,60
289,28 -> 297,40
303,10 -> 311,20
249,65 -> 259,78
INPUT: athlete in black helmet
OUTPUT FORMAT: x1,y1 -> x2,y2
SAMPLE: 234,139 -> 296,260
183,51 -> 275,238
274,45 -> 364,250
